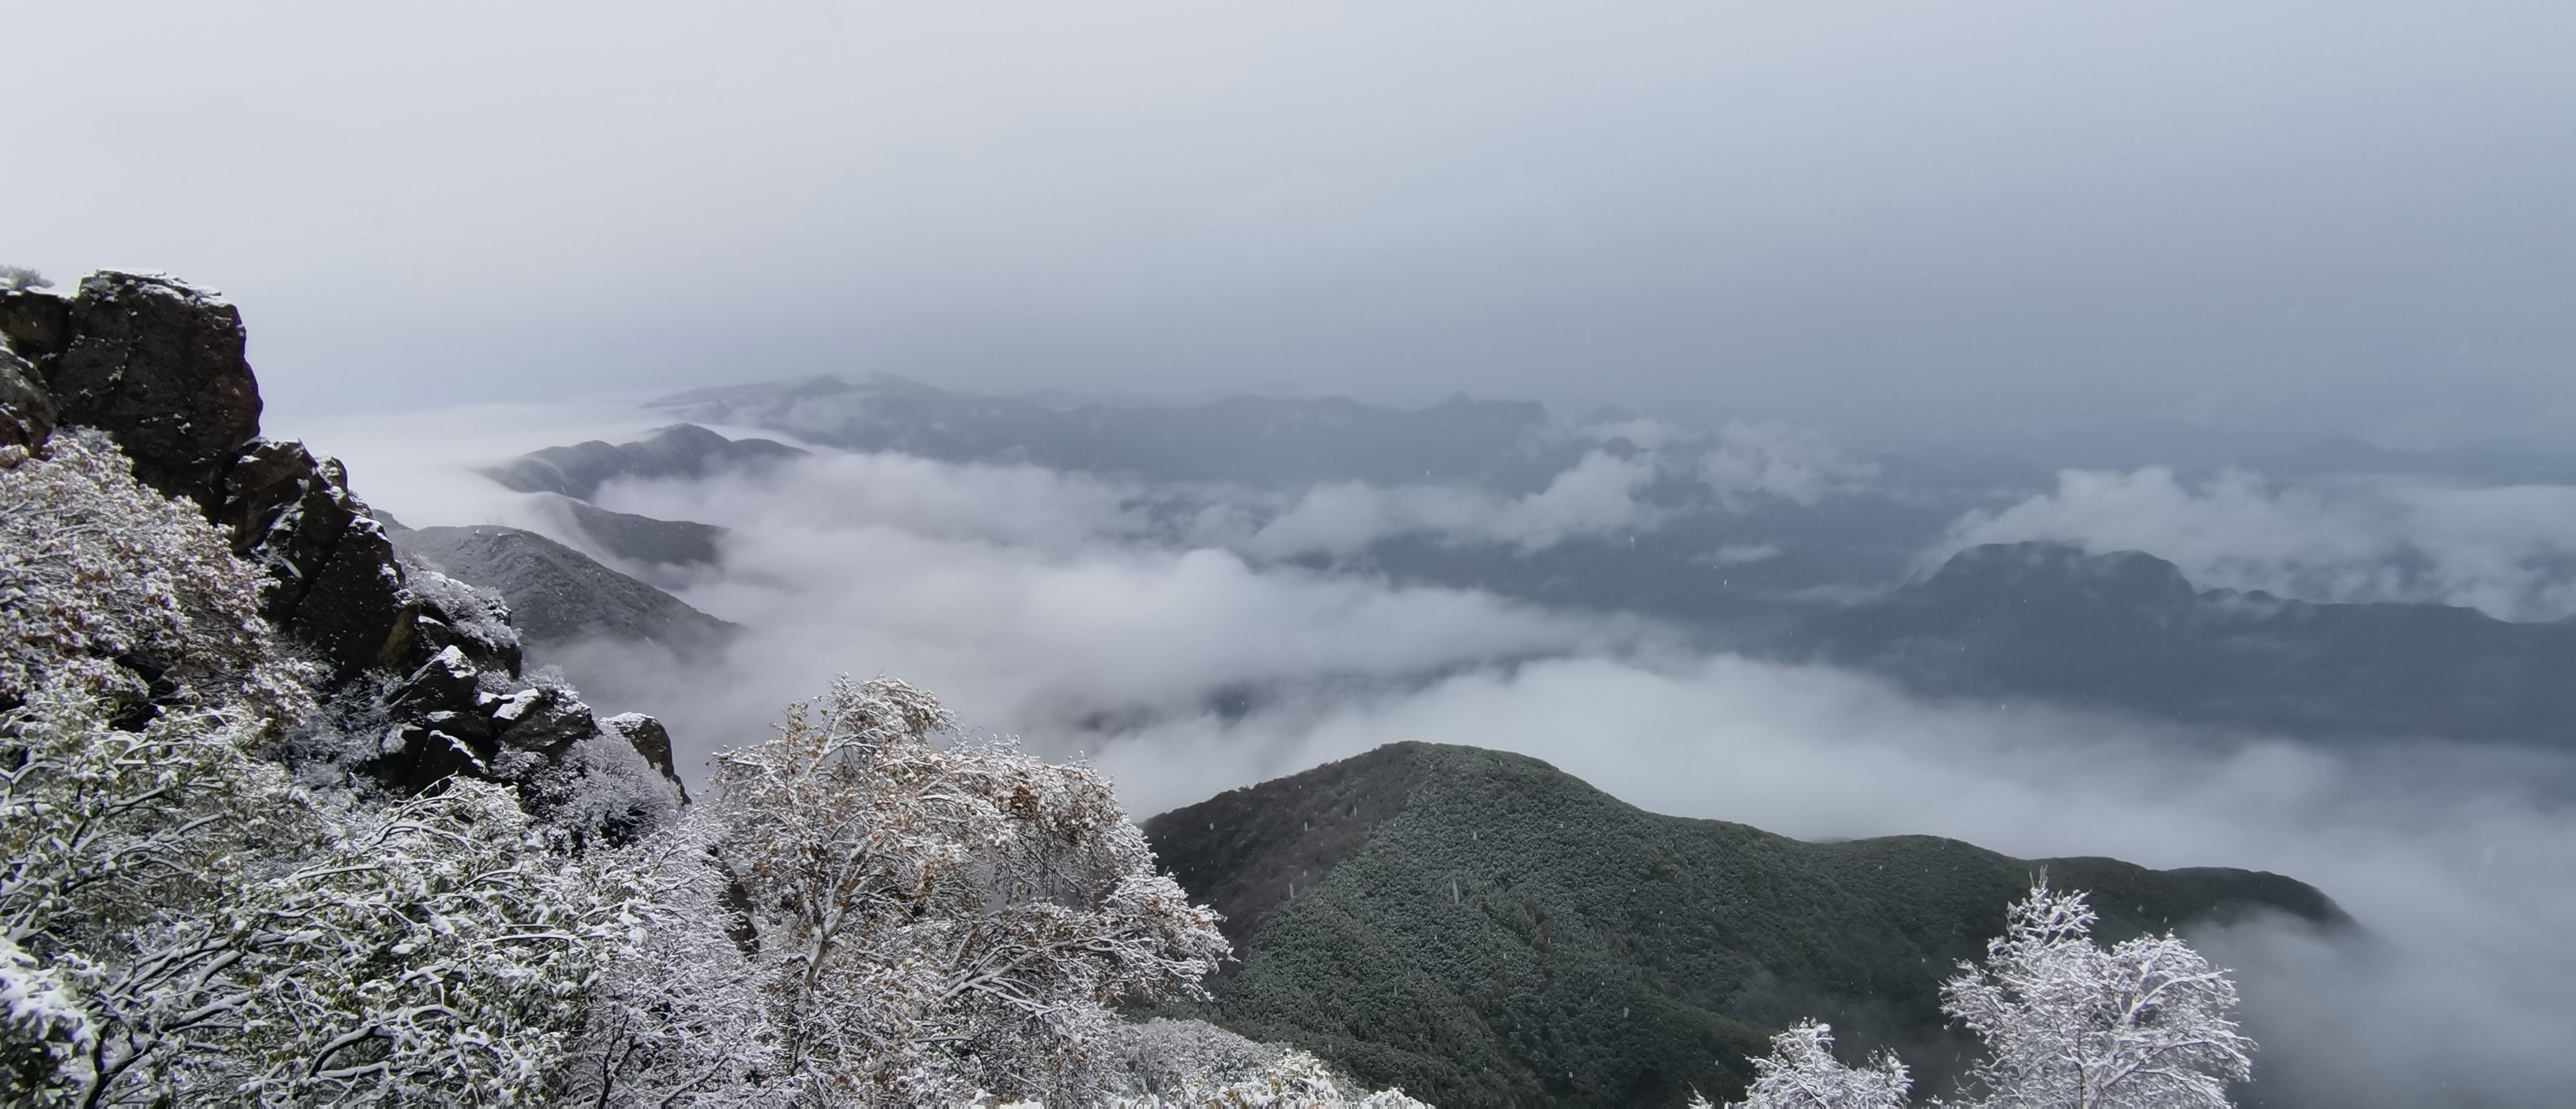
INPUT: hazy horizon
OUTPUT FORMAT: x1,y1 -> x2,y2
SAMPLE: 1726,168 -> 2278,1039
12,2 -> 2576,450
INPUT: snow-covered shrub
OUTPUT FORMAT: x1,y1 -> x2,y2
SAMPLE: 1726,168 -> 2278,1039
1096,1019 -> 1432,1107
211,779 -> 677,1104
0,932 -> 91,1103
0,428 -> 311,726
0,676 -> 306,1102
1711,1021 -> 1909,1109
1722,881 -> 2255,1109
1101,1018 -> 1293,1100
518,729 -> 686,843
709,676 -> 1232,1104
1,658 -> 689,1103
1941,881 -> 2253,1109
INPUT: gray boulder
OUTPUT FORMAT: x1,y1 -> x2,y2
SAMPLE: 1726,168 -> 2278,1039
491,685 -> 600,763
369,646 -> 505,792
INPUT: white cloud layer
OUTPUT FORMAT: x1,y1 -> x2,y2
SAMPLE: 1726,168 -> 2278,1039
322,406 -> 2575,1105
1235,450 -> 1661,557
571,452 -> 1664,760
1944,467 -> 2576,620
1697,420 -> 1881,508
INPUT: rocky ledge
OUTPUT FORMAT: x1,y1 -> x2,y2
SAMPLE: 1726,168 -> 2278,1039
1,272 -> 686,809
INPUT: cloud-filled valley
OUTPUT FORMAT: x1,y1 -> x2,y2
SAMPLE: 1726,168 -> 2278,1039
1948,466 -> 2576,622
304,386 -> 2576,1107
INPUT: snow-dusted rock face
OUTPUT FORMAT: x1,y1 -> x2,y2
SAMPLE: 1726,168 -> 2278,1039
1,270 -> 684,812
3,273 -> 262,510
221,438 -> 423,677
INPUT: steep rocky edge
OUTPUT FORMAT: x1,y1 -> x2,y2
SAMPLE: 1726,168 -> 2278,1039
1798,541 -> 2576,748
1,272 -> 685,801
1144,742 -> 2343,1107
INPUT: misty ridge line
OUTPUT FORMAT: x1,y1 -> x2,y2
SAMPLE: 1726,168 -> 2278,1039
621,374 -> 2576,622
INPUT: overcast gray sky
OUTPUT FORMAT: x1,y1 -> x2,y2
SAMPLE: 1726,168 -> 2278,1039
8,2 -> 2574,446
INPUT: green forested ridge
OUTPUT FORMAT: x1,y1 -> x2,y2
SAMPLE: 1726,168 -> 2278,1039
1144,743 -> 2341,1107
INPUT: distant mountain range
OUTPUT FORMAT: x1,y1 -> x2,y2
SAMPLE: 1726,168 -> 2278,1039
649,375 -> 1581,490
471,408 -> 2576,751
1798,542 -> 2576,749
482,422 -> 804,500
1144,742 -> 2340,1106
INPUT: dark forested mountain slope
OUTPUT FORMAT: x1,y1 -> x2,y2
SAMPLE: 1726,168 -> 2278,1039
1798,542 -> 2576,748
1144,743 -> 2338,1107
392,524 -> 738,659
534,492 -> 728,570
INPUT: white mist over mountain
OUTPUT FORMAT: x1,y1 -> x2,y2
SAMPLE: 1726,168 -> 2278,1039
310,396 -> 2576,1106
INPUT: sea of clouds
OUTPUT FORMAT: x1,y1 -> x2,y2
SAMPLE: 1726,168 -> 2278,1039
312,402 -> 2576,1106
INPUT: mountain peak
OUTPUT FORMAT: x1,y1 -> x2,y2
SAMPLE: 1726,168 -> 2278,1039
1144,741 -> 2340,1106
1921,542 -> 2200,609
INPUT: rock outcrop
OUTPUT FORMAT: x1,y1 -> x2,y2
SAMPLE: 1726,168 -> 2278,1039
4,273 -> 263,509
222,439 -> 422,677
0,270 -> 685,813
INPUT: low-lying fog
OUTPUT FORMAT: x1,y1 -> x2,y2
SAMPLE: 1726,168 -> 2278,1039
315,399 -> 2576,1106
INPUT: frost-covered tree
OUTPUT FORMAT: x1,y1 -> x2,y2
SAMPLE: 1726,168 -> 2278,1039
0,266 -> 48,291
2,429 -> 318,1101
1940,881 -> 2254,1109
709,676 -> 1232,1104
554,809 -> 779,1107
1708,1020 -> 1909,1109
1716,881 -> 2253,1109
